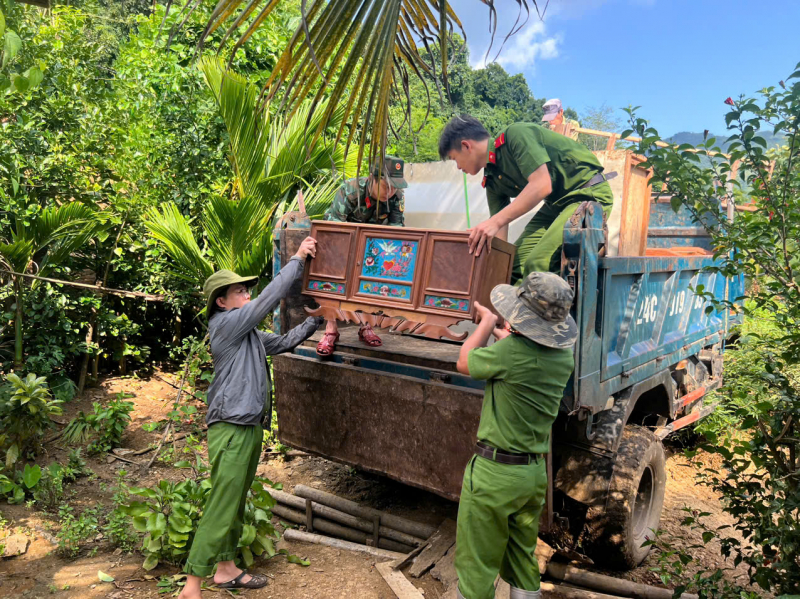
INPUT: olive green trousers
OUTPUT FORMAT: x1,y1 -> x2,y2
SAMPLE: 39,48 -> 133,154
455,454 -> 548,599
511,182 -> 614,283
184,422 -> 263,577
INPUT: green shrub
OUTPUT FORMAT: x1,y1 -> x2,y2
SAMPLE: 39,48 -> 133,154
56,504 -> 100,558
103,469 -> 137,552
624,64 -> 800,596
0,463 -> 41,504
0,373 -> 62,468
32,463 -> 66,511
120,475 -> 289,571
65,448 -> 91,482
31,451 -> 91,511
63,393 -> 134,454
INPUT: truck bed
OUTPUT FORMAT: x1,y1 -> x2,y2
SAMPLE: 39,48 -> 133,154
302,326 -> 463,372
274,326 -> 485,502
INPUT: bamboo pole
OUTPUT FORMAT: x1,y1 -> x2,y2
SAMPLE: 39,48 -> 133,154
282,529 -> 406,561
540,582 -> 626,599
294,485 -> 437,540
272,504 -> 414,554
3,270 -> 165,300
271,489 -> 425,547
142,335 -> 208,472
547,563 -> 699,599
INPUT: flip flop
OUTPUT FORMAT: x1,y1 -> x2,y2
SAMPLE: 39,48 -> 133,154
216,571 -> 269,589
358,325 -> 382,347
316,331 -> 340,356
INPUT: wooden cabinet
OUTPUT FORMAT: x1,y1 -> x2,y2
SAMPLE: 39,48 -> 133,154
303,222 -> 516,340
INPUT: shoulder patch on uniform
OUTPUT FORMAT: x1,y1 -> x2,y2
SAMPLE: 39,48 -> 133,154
481,176 -> 486,188
494,133 -> 505,148
399,198 -> 405,212
488,151 -> 496,165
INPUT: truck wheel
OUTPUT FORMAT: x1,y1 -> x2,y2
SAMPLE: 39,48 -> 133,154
584,425 -> 666,569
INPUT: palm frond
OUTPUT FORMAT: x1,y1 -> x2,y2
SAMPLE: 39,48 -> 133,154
200,56 -> 270,202
143,203 -> 214,285
25,203 -> 97,248
280,176 -> 343,220
202,56 -> 355,207
203,194 -> 273,275
0,240 -> 35,273
170,1 -> 548,175
183,1 -> 463,173
0,204 -> 98,276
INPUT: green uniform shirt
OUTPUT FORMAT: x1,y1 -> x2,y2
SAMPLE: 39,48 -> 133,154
467,334 -> 574,454
545,117 -> 581,140
484,122 -> 604,213
324,176 -> 405,226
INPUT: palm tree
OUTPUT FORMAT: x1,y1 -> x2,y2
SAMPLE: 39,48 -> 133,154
0,203 -> 98,369
163,0 -> 547,172
144,57 -> 354,291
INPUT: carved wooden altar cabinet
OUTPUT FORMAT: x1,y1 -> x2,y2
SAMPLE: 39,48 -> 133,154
302,222 -> 516,341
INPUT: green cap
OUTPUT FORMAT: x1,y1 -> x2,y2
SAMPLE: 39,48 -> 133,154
490,272 -> 578,349
203,269 -> 258,318
371,155 -> 408,189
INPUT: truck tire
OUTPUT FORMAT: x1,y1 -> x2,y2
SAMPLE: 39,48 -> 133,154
583,425 -> 666,569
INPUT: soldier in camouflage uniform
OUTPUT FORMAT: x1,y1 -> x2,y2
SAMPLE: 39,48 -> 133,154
453,272 -> 577,599
317,156 -> 408,356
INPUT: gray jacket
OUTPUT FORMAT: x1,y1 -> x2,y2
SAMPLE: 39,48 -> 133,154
206,256 -> 320,427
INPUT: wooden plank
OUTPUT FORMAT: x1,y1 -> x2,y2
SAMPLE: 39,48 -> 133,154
430,544 -> 457,589
304,325 -> 462,369
377,562 -> 426,599
617,153 -> 653,257
408,518 -> 457,578
282,529 -> 405,561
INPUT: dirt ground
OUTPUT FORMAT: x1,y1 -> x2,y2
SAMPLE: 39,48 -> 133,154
0,371 -> 752,598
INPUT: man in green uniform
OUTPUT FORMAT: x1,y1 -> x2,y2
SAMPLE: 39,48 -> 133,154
438,115 -> 614,283
541,98 -> 581,140
454,272 -> 577,599
316,156 -> 408,356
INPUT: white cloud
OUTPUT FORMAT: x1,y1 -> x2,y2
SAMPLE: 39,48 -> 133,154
472,21 -> 561,71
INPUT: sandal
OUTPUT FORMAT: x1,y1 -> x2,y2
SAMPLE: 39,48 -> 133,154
217,571 -> 269,589
316,331 -> 340,356
358,324 -> 382,347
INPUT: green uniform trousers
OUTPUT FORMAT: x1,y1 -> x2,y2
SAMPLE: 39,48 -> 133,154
185,422 -> 263,577
511,182 -> 614,283
455,454 -> 548,599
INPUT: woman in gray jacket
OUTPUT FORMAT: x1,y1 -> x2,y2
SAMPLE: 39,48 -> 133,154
178,237 -> 321,599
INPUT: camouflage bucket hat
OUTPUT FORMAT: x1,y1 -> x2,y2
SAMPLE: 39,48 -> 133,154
203,269 -> 258,318
490,272 -> 578,349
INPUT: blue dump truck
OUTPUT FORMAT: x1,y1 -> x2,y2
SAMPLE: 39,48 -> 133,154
271,198 -> 743,570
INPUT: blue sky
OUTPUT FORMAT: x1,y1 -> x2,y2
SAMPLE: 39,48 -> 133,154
448,0 -> 800,137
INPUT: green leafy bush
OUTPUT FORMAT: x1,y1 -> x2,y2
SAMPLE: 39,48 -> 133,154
624,62 -> 800,596
32,463 -> 66,511
103,469 -> 137,552
0,463 -> 41,504
56,504 -> 100,558
0,373 -> 62,468
63,393 -> 134,454
31,450 -> 92,511
120,475 -> 285,571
